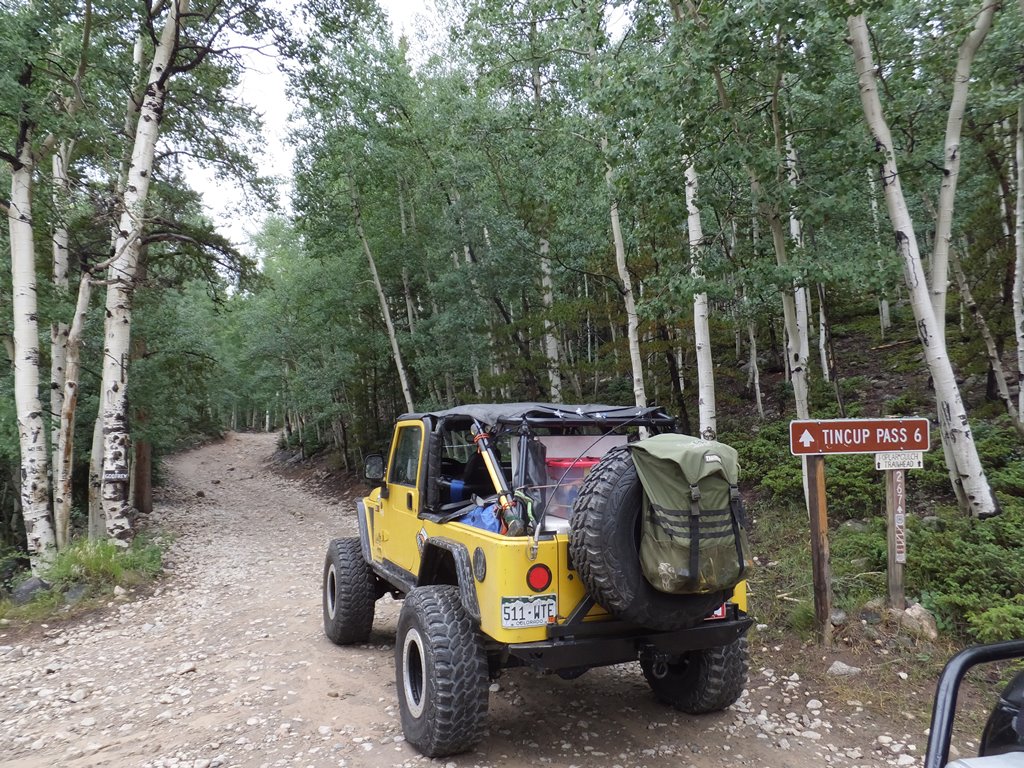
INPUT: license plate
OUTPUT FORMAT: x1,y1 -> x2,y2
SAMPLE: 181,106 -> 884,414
501,594 -> 557,629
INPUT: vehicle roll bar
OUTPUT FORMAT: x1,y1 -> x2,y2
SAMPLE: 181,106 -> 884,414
925,639 -> 1024,768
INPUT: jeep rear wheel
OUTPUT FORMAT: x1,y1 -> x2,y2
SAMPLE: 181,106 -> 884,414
569,445 -> 727,630
395,585 -> 489,757
640,637 -> 748,714
322,537 -> 377,645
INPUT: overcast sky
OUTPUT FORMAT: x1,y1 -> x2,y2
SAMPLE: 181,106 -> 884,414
193,0 -> 437,248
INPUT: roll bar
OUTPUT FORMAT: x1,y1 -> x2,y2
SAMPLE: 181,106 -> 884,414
925,639 -> 1024,768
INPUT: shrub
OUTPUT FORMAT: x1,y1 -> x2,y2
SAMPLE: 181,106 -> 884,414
907,501 -> 1024,643
0,536 -> 165,622
45,537 -> 164,588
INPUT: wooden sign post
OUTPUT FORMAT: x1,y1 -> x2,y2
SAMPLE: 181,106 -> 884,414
886,468 -> 907,610
790,418 -> 930,644
804,455 -> 833,646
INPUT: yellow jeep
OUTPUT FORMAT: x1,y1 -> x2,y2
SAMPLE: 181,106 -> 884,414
321,403 -> 751,757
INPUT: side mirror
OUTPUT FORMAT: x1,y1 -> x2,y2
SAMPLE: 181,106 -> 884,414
364,454 -> 385,483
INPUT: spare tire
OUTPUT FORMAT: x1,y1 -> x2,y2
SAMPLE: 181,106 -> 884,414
569,444 -> 727,631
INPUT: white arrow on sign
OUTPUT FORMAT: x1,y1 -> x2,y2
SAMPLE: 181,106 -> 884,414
799,430 -> 815,448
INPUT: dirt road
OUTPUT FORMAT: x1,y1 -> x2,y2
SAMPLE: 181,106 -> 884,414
0,433 -> 924,768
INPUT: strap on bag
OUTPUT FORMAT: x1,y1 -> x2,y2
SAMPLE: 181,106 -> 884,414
688,483 -> 701,591
729,484 -> 747,580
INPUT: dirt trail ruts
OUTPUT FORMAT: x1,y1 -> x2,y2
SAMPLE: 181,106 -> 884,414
0,432 -> 920,768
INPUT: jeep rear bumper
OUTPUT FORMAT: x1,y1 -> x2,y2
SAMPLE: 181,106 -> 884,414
501,609 -> 753,672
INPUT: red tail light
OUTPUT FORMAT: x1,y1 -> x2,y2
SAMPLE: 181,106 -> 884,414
527,564 -> 552,592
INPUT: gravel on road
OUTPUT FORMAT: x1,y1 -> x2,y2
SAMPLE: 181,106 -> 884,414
0,432 -> 928,768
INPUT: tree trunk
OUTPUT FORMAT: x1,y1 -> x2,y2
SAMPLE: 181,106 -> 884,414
88,416 -> 103,539
782,129 -> 812,418
767,211 -> 810,419
928,2 -> 998,332
8,145 -> 56,572
351,187 -> 415,413
685,164 -> 716,439
748,322 -> 765,419
1014,101 -> 1023,422
50,145 -> 72,503
99,0 -> 189,542
133,437 -> 153,516
817,284 -> 846,416
603,138 -> 646,408
539,239 -> 563,402
952,247 -> 1023,436
54,275 -> 92,548
849,13 -> 998,518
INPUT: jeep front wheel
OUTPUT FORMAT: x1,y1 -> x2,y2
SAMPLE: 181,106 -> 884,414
322,537 -> 377,645
640,637 -> 749,714
395,585 -> 489,757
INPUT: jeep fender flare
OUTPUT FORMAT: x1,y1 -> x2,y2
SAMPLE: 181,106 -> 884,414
417,538 -> 481,625
356,500 -> 373,563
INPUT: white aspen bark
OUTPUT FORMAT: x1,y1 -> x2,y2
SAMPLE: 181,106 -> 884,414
1013,101 -> 1023,420
849,14 -> 998,518
50,145 -> 72,494
768,213 -> 809,419
674,331 -> 686,396
928,2 -> 998,332
352,191 -> 415,413
89,35 -> 141,542
786,132 -> 814,394
584,274 -> 593,364
748,322 -> 765,418
8,145 -> 56,571
684,164 -> 716,439
54,276 -> 92,548
952,248 -> 1023,435
819,289 -> 830,384
795,284 -> 811,384
100,0 -> 189,542
603,139 -> 646,408
539,239 -> 563,402
88,415 -> 103,539
401,268 -> 416,334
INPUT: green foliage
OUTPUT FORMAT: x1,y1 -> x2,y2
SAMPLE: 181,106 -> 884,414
908,499 -> 1024,643
969,596 -> 1024,645
972,417 -> 1024,497
44,537 -> 164,589
0,536 -> 164,621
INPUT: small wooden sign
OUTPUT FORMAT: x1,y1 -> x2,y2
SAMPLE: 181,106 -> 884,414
886,467 -> 907,609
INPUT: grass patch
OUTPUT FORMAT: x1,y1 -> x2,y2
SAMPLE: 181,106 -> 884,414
46,537 -> 164,588
0,536 -> 165,622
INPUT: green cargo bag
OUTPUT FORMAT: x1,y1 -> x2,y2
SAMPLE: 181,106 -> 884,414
630,434 -> 753,594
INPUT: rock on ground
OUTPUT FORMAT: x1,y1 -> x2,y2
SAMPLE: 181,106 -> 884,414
0,432 -> 919,768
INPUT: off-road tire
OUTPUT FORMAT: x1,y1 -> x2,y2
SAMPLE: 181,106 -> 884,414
641,637 -> 749,714
395,585 -> 489,757
322,537 -> 376,645
569,444 -> 727,630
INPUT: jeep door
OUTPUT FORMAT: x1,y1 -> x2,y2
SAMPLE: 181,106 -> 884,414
380,419 -> 426,574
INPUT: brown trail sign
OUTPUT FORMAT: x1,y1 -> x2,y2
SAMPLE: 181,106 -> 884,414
790,418 -> 929,455
789,418 -> 931,643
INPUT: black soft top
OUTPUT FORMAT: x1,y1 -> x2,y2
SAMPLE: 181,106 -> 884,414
401,402 -> 675,430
